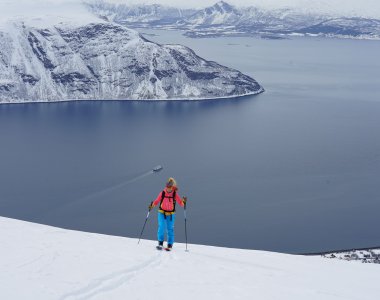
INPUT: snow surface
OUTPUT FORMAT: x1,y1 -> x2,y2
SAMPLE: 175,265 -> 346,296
1,216 -> 380,300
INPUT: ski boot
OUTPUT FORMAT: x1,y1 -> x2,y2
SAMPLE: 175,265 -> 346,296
156,241 -> 164,250
165,244 -> 173,251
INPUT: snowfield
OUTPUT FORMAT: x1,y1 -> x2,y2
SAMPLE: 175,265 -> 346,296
1,217 -> 379,300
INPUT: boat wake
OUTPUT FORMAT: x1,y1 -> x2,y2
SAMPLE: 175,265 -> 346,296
77,170 -> 154,203
47,168 -> 159,215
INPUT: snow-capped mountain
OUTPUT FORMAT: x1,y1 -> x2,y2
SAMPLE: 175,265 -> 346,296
0,1 -> 263,103
2,216 -> 380,300
85,1 -> 196,25
88,1 -> 380,39
183,1 -> 241,26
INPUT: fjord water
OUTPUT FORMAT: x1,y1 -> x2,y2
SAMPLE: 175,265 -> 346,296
1,31 -> 380,253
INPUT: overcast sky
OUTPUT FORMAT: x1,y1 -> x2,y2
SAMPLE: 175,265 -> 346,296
0,0 -> 379,19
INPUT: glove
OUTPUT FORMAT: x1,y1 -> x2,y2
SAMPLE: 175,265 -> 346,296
182,197 -> 187,205
149,203 -> 154,210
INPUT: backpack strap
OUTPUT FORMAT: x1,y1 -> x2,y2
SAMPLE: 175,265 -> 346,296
159,191 -> 166,219
172,190 -> 177,213
159,190 -> 166,211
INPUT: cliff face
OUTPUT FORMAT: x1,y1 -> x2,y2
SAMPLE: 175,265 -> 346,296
0,20 -> 263,103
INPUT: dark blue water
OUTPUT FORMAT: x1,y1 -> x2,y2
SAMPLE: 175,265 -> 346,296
1,33 -> 380,253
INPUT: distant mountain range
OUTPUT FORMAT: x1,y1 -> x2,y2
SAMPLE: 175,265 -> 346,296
86,0 -> 380,39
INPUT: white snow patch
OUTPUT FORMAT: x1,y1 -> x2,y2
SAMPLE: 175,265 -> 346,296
1,216 -> 380,300
182,84 -> 201,97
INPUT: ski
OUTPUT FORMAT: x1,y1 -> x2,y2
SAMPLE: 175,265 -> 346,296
164,247 -> 172,252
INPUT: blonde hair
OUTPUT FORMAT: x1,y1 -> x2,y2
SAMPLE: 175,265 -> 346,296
167,177 -> 177,187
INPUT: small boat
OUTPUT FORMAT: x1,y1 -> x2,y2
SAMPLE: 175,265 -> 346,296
153,165 -> 163,172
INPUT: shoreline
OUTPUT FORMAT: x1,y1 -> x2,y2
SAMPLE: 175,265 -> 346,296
129,26 -> 380,42
301,246 -> 380,256
0,87 -> 264,105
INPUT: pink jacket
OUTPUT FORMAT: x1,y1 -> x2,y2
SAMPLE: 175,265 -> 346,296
153,188 -> 184,212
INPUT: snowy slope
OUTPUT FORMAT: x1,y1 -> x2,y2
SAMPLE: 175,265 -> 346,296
1,216 -> 380,300
0,1 -> 263,102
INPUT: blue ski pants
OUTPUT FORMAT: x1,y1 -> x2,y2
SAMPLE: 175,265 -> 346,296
157,212 -> 176,245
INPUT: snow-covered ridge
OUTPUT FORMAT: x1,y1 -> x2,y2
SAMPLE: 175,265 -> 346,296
93,0 -> 380,19
88,1 -> 380,40
185,1 -> 240,26
85,1 -> 196,24
0,1 -> 263,102
1,216 -> 379,300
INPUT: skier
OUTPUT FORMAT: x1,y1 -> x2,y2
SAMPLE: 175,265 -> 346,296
149,177 -> 187,251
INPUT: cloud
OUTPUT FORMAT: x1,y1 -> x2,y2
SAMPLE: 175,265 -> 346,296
1,0 -> 379,19
0,0 -> 97,25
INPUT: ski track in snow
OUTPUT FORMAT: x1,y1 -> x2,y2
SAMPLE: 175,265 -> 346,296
60,252 -> 167,300
191,250 -> 283,272
2,217 -> 380,300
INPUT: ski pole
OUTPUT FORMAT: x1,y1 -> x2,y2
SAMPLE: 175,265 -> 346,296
138,202 -> 153,244
184,199 -> 188,252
